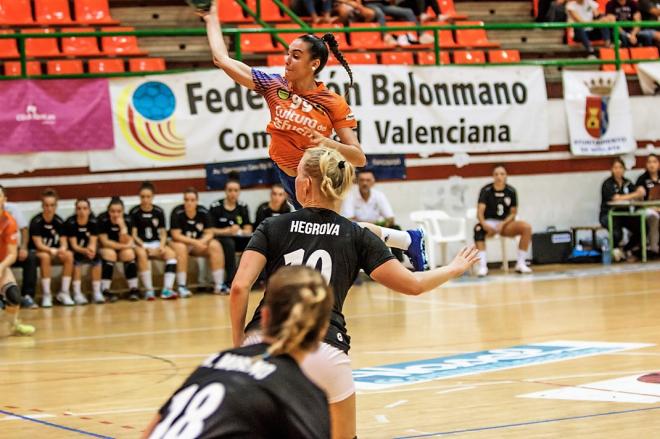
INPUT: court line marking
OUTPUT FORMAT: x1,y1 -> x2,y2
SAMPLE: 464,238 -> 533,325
0,413 -> 56,422
0,353 -> 211,367
385,400 -> 408,409
524,369 -> 656,382
605,351 -> 660,356
393,405 -> 660,438
358,381 -> 515,396
0,409 -> 113,439
435,386 -> 476,395
66,407 -> 157,417
376,414 -> 390,424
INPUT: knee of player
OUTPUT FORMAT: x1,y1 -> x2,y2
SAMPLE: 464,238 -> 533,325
473,224 -> 486,242
2,282 -> 22,307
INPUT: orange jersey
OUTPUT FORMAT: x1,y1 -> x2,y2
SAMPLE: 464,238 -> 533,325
0,210 -> 18,262
252,69 -> 358,171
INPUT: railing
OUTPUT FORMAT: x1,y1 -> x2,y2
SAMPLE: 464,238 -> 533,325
2,20 -> 660,79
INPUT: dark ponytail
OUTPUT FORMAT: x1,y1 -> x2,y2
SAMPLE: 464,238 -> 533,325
297,33 -> 353,89
107,196 -> 124,210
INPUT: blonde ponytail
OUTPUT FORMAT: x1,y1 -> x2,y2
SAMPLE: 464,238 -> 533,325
302,147 -> 355,201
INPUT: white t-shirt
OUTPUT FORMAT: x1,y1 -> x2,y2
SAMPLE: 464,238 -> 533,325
341,188 -> 395,223
566,0 -> 600,23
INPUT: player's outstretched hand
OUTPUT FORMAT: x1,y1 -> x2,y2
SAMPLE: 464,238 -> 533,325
448,245 -> 480,274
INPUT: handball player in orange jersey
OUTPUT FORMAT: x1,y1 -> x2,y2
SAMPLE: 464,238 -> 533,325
199,0 -> 428,270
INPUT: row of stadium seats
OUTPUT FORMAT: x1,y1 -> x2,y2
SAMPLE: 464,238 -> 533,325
266,49 -> 520,66
3,57 -> 166,76
0,0 -> 117,26
600,47 -> 660,74
238,21 -> 499,54
0,27 -> 145,59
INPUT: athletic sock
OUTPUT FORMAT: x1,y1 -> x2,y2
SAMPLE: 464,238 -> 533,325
176,271 -> 187,288
61,276 -> 71,293
140,270 -> 153,291
479,251 -> 488,268
212,269 -> 225,288
72,280 -> 82,296
517,249 -> 527,265
41,278 -> 51,296
92,280 -> 101,295
378,227 -> 412,250
164,259 -> 177,289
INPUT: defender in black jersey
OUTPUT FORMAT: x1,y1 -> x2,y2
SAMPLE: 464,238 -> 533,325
169,187 -> 228,294
146,266 -> 333,439
97,197 -> 140,302
130,182 -> 187,300
634,154 -> 660,256
473,164 -> 533,277
209,176 -> 253,287
254,183 -> 292,229
230,147 -> 479,439
29,188 -> 74,308
64,199 -> 103,305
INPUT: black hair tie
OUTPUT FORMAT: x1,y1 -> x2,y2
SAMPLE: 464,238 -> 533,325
338,160 -> 346,169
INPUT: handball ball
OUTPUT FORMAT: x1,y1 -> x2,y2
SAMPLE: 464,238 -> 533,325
186,0 -> 212,11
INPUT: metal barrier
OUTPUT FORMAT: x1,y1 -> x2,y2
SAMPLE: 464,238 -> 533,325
2,20 -> 660,79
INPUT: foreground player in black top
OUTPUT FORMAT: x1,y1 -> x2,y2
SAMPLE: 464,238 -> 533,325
473,164 -> 533,276
65,199 -> 102,305
169,187 -> 229,294
231,147 -> 479,439
144,265 -> 333,439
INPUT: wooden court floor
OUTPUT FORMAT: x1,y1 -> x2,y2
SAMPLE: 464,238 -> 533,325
1,263 -> 659,438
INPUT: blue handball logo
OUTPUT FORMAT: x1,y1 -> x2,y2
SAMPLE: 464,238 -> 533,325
131,81 -> 176,121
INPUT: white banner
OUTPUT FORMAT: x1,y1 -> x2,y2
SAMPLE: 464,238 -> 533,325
562,70 -> 635,156
88,65 -> 549,172
636,62 -> 660,95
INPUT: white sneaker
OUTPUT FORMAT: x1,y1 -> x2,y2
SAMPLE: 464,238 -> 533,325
477,266 -> 488,277
515,262 -> 533,274
56,292 -> 75,306
41,294 -> 53,308
178,286 -> 192,299
73,292 -> 88,305
397,34 -> 411,47
92,291 -> 105,304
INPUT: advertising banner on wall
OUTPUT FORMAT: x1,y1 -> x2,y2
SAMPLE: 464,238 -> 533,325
0,79 -> 113,154
562,70 -> 636,156
89,65 -> 549,171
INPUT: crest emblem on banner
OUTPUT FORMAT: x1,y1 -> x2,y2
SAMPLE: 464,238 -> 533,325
117,81 -> 186,160
584,78 -> 615,139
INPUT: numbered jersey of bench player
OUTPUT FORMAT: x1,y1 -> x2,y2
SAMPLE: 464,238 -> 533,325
244,208 -> 394,353
130,205 -> 167,242
478,183 -> 518,220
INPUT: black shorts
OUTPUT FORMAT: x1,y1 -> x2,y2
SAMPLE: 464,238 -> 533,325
74,253 -> 101,266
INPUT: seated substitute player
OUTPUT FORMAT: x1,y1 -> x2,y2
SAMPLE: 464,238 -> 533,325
633,153 -> 660,258
230,147 -> 479,439
130,181 -> 184,300
144,265 -> 332,439
473,164 -> 532,276
170,187 -> 229,295
29,188 -> 74,308
0,185 -> 35,336
254,183 -> 292,229
209,175 -> 253,286
98,197 -> 140,302
65,199 -> 103,305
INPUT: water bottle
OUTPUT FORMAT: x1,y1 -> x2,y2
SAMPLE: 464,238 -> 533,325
601,237 -> 612,265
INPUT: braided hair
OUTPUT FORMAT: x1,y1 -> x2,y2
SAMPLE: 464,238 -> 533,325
297,33 -> 353,88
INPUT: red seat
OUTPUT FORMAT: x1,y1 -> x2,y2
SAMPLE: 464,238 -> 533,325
630,46 -> 659,60
336,52 -> 377,65
453,50 -> 485,64
62,27 -> 101,56
267,54 -> 286,66
238,25 -> 276,53
74,0 -> 119,25
416,50 -> 450,65
419,21 -> 457,48
34,0 -> 74,25
247,0 -> 288,22
439,0 -> 468,20
101,27 -> 147,55
88,58 -> 124,73
597,0 -> 607,13
129,57 -> 166,72
275,23 -> 306,48
47,59 -> 84,75
24,28 -> 60,57
599,48 -> 635,74
0,0 -> 33,25
488,49 -> 520,63
0,30 -> 19,59
455,21 -> 499,48
4,60 -> 42,76
218,0 -> 251,23
381,51 -> 414,65
312,24 -> 349,49
348,23 -> 388,50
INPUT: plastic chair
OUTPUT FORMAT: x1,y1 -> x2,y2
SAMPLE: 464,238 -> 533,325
247,0 -> 288,22
409,210 -> 467,268
630,46 -> 659,61
218,0 -> 251,23
348,23 -> 388,50
101,27 -> 147,55
88,58 -> 125,73
419,21 -> 458,48
337,52 -> 377,65
34,0 -> 74,25
381,51 -> 414,65
455,21 -> 499,48
0,0 -> 33,25
416,50 -> 450,65
438,0 -> 468,20
4,61 -> 42,76
266,53 -> 286,66
599,48 -> 635,74
24,28 -> 60,57
129,57 -> 166,72
47,59 -> 84,75
488,49 -> 520,63
74,0 -> 119,25
465,207 -> 514,273
453,50 -> 485,64
312,24 -> 348,48
238,25 -> 276,53
62,27 -> 101,56
0,30 -> 19,59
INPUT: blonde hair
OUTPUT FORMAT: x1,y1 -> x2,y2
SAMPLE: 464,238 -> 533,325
301,147 -> 355,201
263,266 -> 334,357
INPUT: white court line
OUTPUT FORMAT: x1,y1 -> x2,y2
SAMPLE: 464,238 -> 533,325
525,370 -> 657,382
363,350 -> 465,355
436,386 -> 476,394
0,414 -> 56,422
0,353 -> 211,367
604,351 -> 660,356
357,381 -> 513,396
385,400 -> 408,409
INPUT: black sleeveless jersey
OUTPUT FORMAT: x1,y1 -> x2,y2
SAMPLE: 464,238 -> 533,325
478,183 -> 518,220
64,215 -> 98,248
151,343 -> 329,439
28,213 -> 65,249
129,205 -> 166,242
244,208 -> 395,353
169,205 -> 211,240
97,212 -> 132,243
